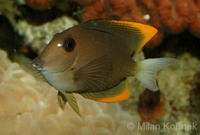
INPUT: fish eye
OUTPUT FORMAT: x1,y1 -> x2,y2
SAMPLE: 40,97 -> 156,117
63,38 -> 75,52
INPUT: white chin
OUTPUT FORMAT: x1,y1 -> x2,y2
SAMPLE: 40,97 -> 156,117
42,71 -> 78,92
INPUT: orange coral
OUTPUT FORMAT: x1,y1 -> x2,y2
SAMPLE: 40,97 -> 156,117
25,0 -> 58,10
108,0 -> 145,23
83,0 -> 107,20
158,0 -> 189,34
75,0 -> 200,48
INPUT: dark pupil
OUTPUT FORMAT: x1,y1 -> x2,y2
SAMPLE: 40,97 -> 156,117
64,38 -> 75,52
68,43 -> 73,48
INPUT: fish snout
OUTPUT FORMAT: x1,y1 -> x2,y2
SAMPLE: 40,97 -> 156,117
32,58 -> 44,70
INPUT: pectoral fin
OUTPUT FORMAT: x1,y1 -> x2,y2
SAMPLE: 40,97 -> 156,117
73,56 -> 111,92
79,79 -> 130,102
57,91 -> 81,117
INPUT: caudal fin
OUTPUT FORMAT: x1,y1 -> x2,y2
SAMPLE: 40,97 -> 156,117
134,58 -> 178,91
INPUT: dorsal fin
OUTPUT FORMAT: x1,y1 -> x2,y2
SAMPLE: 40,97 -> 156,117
80,19 -> 157,56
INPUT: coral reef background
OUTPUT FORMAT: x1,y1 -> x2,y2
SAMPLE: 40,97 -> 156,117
16,16 -> 78,53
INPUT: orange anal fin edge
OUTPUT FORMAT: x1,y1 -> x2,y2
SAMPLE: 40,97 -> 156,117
79,80 -> 130,102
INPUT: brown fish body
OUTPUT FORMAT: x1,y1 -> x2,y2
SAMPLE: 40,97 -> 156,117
32,19 -> 177,116
36,24 -> 135,93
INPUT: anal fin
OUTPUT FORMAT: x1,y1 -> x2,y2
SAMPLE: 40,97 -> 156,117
57,91 -> 67,110
79,80 -> 130,102
57,91 -> 81,117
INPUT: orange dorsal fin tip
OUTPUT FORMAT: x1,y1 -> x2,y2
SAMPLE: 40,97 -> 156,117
112,20 -> 158,37
129,23 -> 157,56
109,20 -> 158,56
82,19 -> 157,55
134,24 -> 158,56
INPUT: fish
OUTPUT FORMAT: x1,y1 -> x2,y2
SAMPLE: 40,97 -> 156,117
32,19 -> 177,116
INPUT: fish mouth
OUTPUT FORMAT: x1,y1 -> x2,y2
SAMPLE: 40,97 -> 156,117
32,58 -> 44,70
32,58 -> 50,73
32,64 -> 61,74
32,63 -> 43,71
